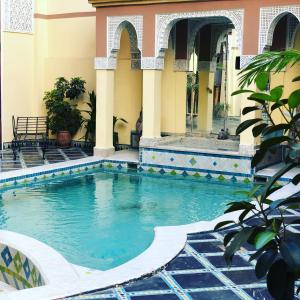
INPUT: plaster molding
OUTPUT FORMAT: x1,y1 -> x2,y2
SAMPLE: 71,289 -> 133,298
155,9 -> 244,58
107,15 -> 143,57
95,57 -> 117,70
3,0 -> 34,33
259,5 -> 300,54
141,57 -> 164,70
174,59 -> 189,72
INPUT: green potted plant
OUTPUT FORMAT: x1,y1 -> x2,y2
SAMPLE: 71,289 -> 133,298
82,91 -> 96,146
44,77 -> 85,147
113,116 -> 128,147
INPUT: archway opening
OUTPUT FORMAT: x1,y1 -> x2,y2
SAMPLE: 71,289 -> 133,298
114,27 -> 142,149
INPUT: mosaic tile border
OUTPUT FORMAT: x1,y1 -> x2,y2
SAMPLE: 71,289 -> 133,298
140,147 -> 253,183
0,244 -> 44,290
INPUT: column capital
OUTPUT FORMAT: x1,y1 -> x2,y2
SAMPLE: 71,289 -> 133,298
141,57 -> 164,70
94,57 -> 117,70
173,59 -> 189,72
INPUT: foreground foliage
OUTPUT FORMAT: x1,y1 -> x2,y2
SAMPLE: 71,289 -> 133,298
215,51 -> 300,300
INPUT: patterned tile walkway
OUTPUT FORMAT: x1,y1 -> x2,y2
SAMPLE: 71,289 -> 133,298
66,209 -> 300,300
0,146 -> 92,172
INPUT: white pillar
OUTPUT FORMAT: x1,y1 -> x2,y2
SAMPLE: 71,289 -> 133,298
94,69 -> 115,157
142,70 -> 162,139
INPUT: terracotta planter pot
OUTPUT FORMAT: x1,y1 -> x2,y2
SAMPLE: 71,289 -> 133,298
57,131 -> 72,148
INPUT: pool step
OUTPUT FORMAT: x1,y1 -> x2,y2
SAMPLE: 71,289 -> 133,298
127,162 -> 138,170
253,175 -> 268,184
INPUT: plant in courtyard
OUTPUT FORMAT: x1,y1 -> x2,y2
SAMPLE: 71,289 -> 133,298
82,91 -> 96,145
213,102 -> 230,118
44,77 -> 85,146
215,51 -> 300,300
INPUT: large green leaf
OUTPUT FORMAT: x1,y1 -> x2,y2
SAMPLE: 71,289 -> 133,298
249,92 -> 275,103
231,89 -> 254,96
224,227 -> 254,265
260,136 -> 290,151
288,89 -> 300,108
242,106 -> 260,115
280,239 -> 300,274
262,124 -> 290,136
251,149 -> 267,168
214,220 -> 235,231
292,174 -> 300,185
267,259 -> 289,300
236,118 -> 262,135
223,231 -> 238,247
270,86 -> 284,102
255,249 -> 278,279
255,230 -> 277,250
253,123 -> 268,137
292,76 -> 300,82
224,201 -> 256,214
256,72 -> 269,91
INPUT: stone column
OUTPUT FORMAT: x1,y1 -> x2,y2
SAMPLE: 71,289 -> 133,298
142,69 -> 162,140
239,81 -> 261,155
198,61 -> 215,133
94,69 -> 115,157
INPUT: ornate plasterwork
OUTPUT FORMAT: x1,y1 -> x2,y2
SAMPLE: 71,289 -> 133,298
174,59 -> 189,72
3,0 -> 34,33
259,5 -> 300,54
107,15 -> 143,58
95,57 -> 117,70
155,9 -> 244,58
240,55 -> 255,69
141,57 -> 164,70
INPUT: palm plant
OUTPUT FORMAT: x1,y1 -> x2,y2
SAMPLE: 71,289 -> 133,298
239,49 -> 300,88
215,50 -> 300,300
82,91 -> 96,145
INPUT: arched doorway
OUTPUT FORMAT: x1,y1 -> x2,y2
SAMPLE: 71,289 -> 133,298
114,27 -> 142,148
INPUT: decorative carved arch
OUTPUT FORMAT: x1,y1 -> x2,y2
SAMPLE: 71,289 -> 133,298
155,9 -> 244,58
107,16 -> 143,69
259,6 -> 300,53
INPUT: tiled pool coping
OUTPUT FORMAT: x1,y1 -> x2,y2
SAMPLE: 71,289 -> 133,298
0,157 -> 299,299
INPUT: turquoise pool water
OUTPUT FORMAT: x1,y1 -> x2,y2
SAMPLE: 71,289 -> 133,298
0,170 -> 249,270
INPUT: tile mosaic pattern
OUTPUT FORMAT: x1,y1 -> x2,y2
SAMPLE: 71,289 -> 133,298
140,148 -> 253,183
65,209 -> 300,300
0,146 -> 91,172
0,244 -> 44,290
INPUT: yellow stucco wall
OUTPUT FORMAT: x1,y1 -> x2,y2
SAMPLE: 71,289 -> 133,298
161,49 -> 186,134
2,1 -> 96,143
2,33 -> 35,142
114,30 -> 142,145
270,28 -> 300,124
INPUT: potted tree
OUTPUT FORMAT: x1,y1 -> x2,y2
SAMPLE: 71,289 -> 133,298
44,77 -> 85,147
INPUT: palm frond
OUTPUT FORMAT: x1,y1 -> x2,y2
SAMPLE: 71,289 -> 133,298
239,49 -> 300,88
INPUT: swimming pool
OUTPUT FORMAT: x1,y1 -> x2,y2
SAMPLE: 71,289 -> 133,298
0,170 -> 248,270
